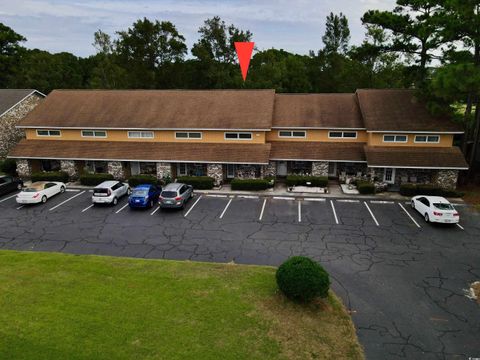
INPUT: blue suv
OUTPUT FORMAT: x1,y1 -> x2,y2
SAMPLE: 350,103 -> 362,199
128,184 -> 161,209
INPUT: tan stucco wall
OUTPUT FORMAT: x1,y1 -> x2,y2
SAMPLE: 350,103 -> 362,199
25,129 -> 267,144
266,129 -> 368,142
367,133 -> 454,147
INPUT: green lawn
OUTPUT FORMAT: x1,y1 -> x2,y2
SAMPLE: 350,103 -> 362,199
0,251 -> 363,360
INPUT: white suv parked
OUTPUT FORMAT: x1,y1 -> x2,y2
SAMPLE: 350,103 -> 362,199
92,181 -> 130,205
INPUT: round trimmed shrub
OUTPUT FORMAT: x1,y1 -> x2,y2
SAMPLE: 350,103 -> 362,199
276,256 -> 330,302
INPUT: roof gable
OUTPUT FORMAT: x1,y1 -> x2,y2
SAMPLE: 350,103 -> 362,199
0,89 -> 45,117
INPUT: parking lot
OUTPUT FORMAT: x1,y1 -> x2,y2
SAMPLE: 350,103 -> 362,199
0,189 -> 479,359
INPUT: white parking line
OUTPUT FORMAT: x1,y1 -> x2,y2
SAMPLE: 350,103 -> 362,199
65,189 -> 80,192
273,196 -> 295,201
115,203 -> 129,214
0,193 -> 18,203
238,195 -> 259,199
150,206 -> 160,216
16,205 -> 24,210
330,200 -> 339,224
337,199 -> 360,203
219,198 -> 233,219
49,191 -> 86,211
398,203 -> 421,228
303,198 -> 326,202
370,200 -> 394,204
456,223 -> 465,230
184,195 -> 202,217
81,204 -> 94,213
207,194 -> 228,198
364,201 -> 379,226
259,198 -> 267,221
298,201 -> 302,222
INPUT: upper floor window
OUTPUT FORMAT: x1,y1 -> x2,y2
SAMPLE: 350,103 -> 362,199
128,131 -> 154,139
328,131 -> 357,139
278,130 -> 306,138
37,129 -> 61,137
383,134 -> 408,143
224,132 -> 252,140
82,130 -> 107,138
175,132 -> 202,139
414,135 -> 440,143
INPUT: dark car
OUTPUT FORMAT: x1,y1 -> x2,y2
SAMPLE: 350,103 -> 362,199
0,175 -> 23,197
159,183 -> 193,209
128,184 -> 161,209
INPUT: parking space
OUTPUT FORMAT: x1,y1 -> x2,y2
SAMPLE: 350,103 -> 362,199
334,200 -> 377,227
369,201 -> 421,229
302,199 -> 336,225
220,196 -> 263,222
261,197 -> 298,224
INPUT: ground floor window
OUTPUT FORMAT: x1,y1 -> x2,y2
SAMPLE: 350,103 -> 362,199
41,160 -> 61,172
288,161 -> 312,175
226,164 -> 261,179
85,161 -> 108,174
139,162 -> 156,175
177,163 -> 206,177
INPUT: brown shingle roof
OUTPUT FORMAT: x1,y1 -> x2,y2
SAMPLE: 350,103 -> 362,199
0,89 -> 43,116
356,89 -> 462,132
364,146 -> 468,169
270,142 -> 366,162
273,94 -> 363,129
19,89 -> 275,130
8,140 -> 271,164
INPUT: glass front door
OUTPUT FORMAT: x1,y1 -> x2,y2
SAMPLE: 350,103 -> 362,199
383,168 -> 396,184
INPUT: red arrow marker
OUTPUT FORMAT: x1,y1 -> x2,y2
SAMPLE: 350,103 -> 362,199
234,42 -> 254,81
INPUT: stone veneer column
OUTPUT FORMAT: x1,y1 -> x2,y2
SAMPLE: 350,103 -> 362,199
16,159 -> 31,178
107,161 -> 124,180
312,162 -> 329,176
156,162 -> 172,180
60,160 -> 78,180
261,162 -> 276,178
432,170 -> 459,190
207,164 -> 223,186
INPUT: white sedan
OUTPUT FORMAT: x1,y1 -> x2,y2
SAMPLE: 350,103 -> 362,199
16,181 -> 66,204
411,196 -> 459,224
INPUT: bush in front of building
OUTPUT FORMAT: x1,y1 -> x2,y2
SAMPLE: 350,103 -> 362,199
79,173 -> 114,186
399,183 -> 465,198
286,175 -> 328,188
0,159 -> 18,176
176,176 -> 214,189
356,180 -> 375,194
31,171 -> 69,183
230,179 -> 270,191
276,256 -> 330,303
128,175 -> 159,188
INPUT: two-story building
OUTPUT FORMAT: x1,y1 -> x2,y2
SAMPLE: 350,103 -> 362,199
8,88 -> 468,189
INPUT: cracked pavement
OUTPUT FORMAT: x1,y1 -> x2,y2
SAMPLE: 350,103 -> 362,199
0,191 -> 479,359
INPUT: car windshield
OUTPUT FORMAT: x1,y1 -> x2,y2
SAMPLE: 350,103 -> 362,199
161,191 -> 177,198
23,188 -> 38,193
132,190 -> 148,197
434,203 -> 454,210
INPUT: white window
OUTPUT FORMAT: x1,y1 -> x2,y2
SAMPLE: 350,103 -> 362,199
278,130 -> 306,138
178,163 -> 187,176
175,132 -> 202,139
383,134 -> 408,143
82,130 -> 107,138
224,132 -> 252,140
128,131 -> 154,139
36,129 -> 61,137
414,135 -> 440,143
328,131 -> 357,139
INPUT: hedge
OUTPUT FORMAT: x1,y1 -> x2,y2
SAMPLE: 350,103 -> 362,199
399,183 -> 464,198
176,176 -> 214,190
128,175 -> 159,188
31,171 -> 69,183
79,173 -> 114,186
230,179 -> 270,191
357,180 -> 375,195
0,159 -> 17,176
286,175 -> 328,187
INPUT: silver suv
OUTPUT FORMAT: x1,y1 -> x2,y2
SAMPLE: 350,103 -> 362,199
159,183 -> 193,209
92,180 -> 131,206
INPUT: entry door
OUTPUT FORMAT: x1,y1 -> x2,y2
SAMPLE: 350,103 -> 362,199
130,162 -> 140,176
227,164 -> 235,178
383,168 -> 396,184
328,162 -> 337,177
277,161 -> 287,177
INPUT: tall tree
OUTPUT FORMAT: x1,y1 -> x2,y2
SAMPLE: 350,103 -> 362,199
362,0 -> 445,85
115,18 -> 187,88
0,23 -> 26,87
322,12 -> 351,54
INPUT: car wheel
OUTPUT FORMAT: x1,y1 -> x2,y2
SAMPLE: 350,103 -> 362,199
60,186 -> 65,193
17,183 -> 22,190
112,197 -> 118,206
411,200 -> 415,209
424,213 -> 429,223
41,195 -> 47,203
